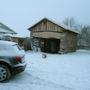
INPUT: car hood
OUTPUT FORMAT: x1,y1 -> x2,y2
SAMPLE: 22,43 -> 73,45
0,50 -> 25,57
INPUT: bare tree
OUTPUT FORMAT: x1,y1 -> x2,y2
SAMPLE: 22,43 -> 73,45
62,17 -> 81,32
78,26 -> 90,49
62,17 -> 90,49
63,17 -> 75,28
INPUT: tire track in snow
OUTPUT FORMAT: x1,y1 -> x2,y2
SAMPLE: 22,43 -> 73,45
25,72 -> 74,90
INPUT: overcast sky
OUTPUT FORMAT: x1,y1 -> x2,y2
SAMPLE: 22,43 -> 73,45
0,0 -> 90,37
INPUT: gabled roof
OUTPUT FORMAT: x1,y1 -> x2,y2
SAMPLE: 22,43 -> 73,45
28,18 -> 79,34
0,22 -> 17,34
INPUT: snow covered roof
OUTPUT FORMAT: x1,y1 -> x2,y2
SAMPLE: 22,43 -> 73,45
0,34 -> 4,38
0,22 -> 17,34
11,34 -> 28,38
28,18 -> 80,34
0,33 -> 28,39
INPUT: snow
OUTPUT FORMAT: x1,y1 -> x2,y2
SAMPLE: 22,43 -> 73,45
0,40 -> 16,45
0,40 -> 25,56
0,22 -> 17,34
0,34 -> 27,39
0,50 -> 90,90
11,34 -> 28,38
0,34 -> 4,38
0,28 -> 12,33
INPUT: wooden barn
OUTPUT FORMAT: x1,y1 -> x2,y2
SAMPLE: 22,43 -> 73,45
28,18 -> 79,53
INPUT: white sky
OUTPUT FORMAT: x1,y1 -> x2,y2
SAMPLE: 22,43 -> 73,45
0,0 -> 90,37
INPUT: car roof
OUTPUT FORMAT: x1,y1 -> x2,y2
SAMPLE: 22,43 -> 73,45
0,40 -> 17,45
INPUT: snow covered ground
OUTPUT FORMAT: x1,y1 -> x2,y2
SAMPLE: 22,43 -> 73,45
0,49 -> 90,90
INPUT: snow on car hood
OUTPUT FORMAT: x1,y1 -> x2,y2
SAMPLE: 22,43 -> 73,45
0,50 -> 25,57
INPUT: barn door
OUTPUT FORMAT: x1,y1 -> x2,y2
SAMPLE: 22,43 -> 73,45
50,39 -> 60,53
40,38 -> 60,53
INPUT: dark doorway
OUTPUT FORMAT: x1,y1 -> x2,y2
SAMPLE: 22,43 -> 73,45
41,38 -> 60,53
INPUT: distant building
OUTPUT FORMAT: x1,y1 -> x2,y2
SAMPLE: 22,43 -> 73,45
11,35 -> 32,51
0,22 -> 17,40
11,36 -> 26,46
28,18 -> 79,53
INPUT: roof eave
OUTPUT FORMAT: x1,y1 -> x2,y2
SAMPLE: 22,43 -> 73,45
27,17 -> 79,34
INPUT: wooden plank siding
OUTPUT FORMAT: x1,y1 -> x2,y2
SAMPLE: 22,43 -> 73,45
60,32 -> 77,53
30,20 -> 63,33
32,32 -> 63,39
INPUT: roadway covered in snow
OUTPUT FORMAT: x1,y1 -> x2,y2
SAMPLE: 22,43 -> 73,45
0,50 -> 90,90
